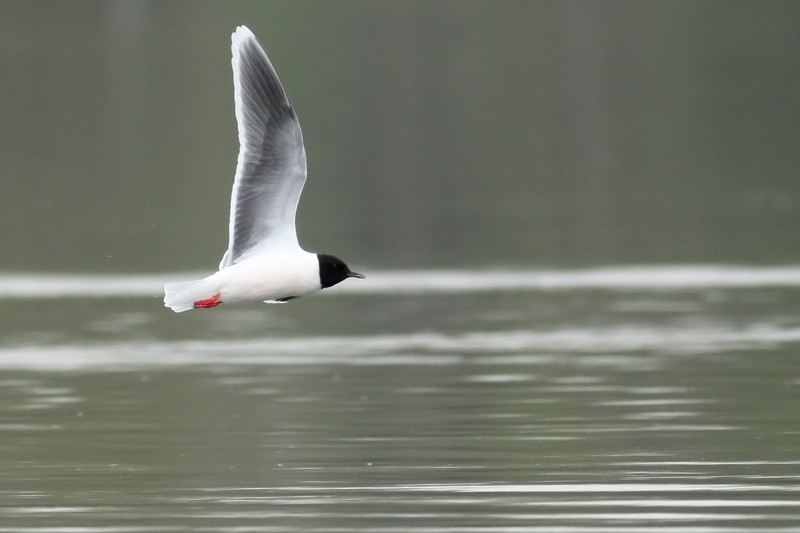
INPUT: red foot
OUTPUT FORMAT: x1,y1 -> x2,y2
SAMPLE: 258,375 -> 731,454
193,293 -> 222,309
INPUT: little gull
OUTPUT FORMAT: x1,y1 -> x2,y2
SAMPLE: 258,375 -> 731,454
164,26 -> 363,313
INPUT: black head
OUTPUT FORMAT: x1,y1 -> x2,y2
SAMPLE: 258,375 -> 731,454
317,253 -> 365,289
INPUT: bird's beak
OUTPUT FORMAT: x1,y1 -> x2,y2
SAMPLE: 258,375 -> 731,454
347,271 -> 365,279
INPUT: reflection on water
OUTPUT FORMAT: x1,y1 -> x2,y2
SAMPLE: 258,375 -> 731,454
0,269 -> 798,531
6,265 -> 800,298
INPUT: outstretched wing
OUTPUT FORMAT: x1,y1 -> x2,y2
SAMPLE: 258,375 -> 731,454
220,26 -> 307,270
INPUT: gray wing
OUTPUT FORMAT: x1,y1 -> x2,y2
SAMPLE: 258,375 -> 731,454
220,26 -> 307,270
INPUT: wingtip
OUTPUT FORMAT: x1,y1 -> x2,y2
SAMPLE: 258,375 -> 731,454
232,25 -> 255,45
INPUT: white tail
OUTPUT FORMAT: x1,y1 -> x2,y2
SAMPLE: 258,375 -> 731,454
164,279 -> 205,313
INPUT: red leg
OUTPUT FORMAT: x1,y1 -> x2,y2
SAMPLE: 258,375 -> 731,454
193,293 -> 222,309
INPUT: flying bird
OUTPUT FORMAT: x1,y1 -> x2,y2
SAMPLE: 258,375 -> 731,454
164,26 -> 363,313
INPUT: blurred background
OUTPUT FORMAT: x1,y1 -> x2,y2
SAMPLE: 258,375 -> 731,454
2,0 -> 799,274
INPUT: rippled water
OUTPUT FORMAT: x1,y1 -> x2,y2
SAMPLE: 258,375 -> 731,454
1,267 -> 799,531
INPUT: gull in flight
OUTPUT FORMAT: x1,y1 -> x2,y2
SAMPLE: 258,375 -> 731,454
164,26 -> 363,313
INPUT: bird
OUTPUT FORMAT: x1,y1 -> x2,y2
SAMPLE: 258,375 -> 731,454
164,25 -> 363,313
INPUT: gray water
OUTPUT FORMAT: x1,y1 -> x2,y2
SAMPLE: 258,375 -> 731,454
1,268 -> 799,531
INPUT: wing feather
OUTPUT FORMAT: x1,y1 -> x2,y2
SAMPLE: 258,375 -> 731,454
220,26 -> 307,270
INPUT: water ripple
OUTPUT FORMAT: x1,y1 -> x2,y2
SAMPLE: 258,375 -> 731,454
0,320 -> 799,371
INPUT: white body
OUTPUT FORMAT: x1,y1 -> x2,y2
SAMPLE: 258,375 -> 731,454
164,251 -> 320,313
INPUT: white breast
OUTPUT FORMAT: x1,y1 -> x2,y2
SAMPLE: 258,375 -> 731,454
212,250 -> 320,303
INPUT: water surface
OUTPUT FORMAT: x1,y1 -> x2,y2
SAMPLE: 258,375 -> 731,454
0,267 -> 798,531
